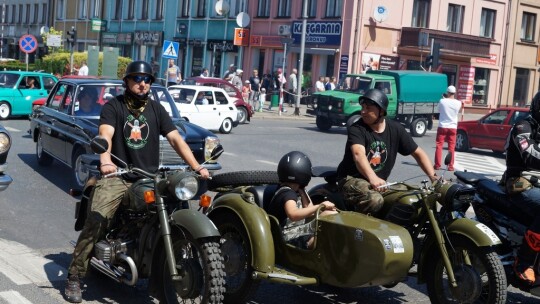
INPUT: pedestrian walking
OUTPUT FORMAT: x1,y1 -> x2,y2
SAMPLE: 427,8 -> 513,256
259,88 -> 266,112
433,85 -> 462,171
231,69 -> 244,91
164,59 -> 181,87
249,69 -> 261,109
288,69 -> 298,107
242,80 -> 251,103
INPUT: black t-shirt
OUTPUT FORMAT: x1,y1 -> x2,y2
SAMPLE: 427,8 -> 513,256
100,95 -> 177,179
337,119 -> 418,180
266,186 -> 298,226
249,76 -> 260,91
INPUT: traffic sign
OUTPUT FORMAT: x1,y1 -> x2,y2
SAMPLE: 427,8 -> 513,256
162,40 -> 179,59
19,34 -> 38,54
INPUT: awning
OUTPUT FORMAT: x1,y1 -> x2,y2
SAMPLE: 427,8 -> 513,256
289,47 -> 340,55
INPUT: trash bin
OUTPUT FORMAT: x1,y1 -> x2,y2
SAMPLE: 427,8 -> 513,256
271,92 -> 279,107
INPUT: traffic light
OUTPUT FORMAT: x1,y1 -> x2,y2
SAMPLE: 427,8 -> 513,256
66,27 -> 77,48
425,55 -> 433,67
432,42 -> 443,69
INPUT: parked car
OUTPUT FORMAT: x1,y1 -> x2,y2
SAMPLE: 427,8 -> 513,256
0,71 -> 58,119
0,123 -> 12,191
29,78 -> 222,188
167,84 -> 239,134
456,107 -> 529,153
184,76 -> 253,124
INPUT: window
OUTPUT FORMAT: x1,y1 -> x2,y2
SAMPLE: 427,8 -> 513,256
412,0 -> 430,28
229,0 -> 246,17
197,0 -> 206,17
302,0 -> 317,18
113,0 -> 122,19
18,4 -> 22,24
91,0 -> 101,18
514,68 -> 530,107
79,0 -> 88,19
154,0 -> 163,20
178,0 -> 190,17
447,4 -> 464,33
3,6 -> 8,24
127,0 -> 135,19
521,12 -> 536,41
325,0 -> 342,18
11,5 -> 15,23
25,4 -> 30,24
257,0 -> 270,17
277,0 -> 291,17
480,8 -> 496,38
33,4 -> 38,24
140,0 -> 149,20
40,3 -> 47,23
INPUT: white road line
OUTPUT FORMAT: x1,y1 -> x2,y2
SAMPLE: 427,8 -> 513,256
454,153 -> 505,176
256,160 -> 278,166
4,127 -> 20,132
0,291 -> 33,304
0,239 -> 66,285
223,151 -> 236,156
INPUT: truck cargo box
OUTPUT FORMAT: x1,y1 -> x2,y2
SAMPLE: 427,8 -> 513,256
367,70 -> 447,103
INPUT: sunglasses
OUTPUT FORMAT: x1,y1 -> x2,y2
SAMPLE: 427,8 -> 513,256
128,75 -> 152,83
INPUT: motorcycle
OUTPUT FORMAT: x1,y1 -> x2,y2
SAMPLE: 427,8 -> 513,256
454,169 -> 540,298
201,170 -> 415,303
307,154 -> 507,304
72,136 -> 226,303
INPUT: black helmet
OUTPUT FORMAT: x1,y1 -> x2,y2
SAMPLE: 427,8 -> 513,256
123,61 -> 155,84
277,151 -> 312,187
531,91 -> 540,121
359,88 -> 388,115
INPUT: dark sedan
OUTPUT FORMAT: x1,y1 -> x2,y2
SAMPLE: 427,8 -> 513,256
29,78 -> 222,188
0,123 -> 12,191
456,107 -> 529,153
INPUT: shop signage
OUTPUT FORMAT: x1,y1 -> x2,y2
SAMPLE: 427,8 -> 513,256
234,28 -> 250,46
249,35 -> 283,48
134,31 -> 162,46
206,40 -> 238,52
102,32 -> 133,45
91,19 -> 107,32
291,21 -> 342,45
339,55 -> 349,80
475,54 -> 497,65
457,65 -> 475,104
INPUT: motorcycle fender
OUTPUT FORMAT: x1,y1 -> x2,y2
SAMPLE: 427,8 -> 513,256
170,209 -> 220,239
207,193 -> 275,273
446,218 -> 502,247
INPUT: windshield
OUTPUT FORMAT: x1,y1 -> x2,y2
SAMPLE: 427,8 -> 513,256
168,88 -> 196,104
336,75 -> 372,94
73,84 -> 124,116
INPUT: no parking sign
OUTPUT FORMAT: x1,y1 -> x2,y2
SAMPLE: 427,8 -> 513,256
19,34 -> 38,54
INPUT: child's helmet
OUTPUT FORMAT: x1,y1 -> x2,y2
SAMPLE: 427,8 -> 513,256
277,151 -> 312,187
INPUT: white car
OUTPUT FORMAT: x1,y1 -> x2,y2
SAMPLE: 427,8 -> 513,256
168,85 -> 239,134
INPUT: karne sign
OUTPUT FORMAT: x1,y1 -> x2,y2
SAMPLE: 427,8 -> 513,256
234,28 -> 249,46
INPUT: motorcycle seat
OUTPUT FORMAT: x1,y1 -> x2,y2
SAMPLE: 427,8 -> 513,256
476,179 -> 534,225
246,184 -> 279,210
454,171 -> 485,185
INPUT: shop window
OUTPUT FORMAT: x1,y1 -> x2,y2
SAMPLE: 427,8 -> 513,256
473,67 -> 490,106
513,68 -> 529,107
412,0 -> 430,28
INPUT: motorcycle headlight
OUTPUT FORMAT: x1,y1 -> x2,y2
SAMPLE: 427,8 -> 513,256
0,132 -> 11,154
167,172 -> 199,200
439,183 -> 475,212
204,137 -> 221,164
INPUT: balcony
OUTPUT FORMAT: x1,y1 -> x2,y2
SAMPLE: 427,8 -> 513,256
399,27 -> 492,58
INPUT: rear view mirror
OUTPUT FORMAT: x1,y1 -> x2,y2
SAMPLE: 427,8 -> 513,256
444,153 -> 452,166
90,136 -> 109,154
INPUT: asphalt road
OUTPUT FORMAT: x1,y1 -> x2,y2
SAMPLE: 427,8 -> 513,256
0,116 -> 537,303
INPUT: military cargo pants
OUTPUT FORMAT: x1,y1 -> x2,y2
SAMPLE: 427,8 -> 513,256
68,177 -> 132,277
338,176 -> 384,215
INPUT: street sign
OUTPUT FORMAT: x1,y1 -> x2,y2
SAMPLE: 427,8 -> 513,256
162,40 -> 179,59
46,34 -> 62,47
19,34 -> 38,54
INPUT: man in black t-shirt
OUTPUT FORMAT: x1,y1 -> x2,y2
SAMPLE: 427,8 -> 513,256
64,61 -> 210,303
336,89 -> 437,215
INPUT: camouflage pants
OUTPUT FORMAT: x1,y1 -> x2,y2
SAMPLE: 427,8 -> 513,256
338,176 -> 383,215
68,177 -> 131,277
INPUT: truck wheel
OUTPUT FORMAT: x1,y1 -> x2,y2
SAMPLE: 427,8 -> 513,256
346,115 -> 361,131
456,131 -> 470,152
410,118 -> 427,137
316,116 -> 332,131
207,171 -> 279,191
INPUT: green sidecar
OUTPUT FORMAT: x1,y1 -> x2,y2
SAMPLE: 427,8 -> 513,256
204,171 -> 414,303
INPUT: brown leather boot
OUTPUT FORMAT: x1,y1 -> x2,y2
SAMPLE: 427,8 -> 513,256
64,274 -> 82,303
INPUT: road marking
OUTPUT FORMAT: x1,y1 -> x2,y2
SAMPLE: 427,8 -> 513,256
454,153 -> 505,177
256,160 -> 278,166
223,151 -> 236,156
0,291 -> 33,304
4,127 -> 20,132
0,239 -> 66,285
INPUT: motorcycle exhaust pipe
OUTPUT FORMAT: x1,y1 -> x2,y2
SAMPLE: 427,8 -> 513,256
90,254 -> 138,286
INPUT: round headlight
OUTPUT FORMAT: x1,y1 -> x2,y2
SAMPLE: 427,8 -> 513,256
0,132 -> 11,154
170,174 -> 199,200
439,183 -> 474,212
328,105 -> 333,110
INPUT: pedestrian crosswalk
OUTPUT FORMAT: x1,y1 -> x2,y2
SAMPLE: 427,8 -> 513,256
0,291 -> 33,304
453,152 -> 505,178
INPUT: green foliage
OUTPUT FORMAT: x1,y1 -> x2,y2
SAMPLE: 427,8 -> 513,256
0,60 -> 36,71
34,52 -> 132,78
41,27 -> 70,53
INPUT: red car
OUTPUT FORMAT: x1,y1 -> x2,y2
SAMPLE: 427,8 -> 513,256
456,107 -> 529,153
184,76 -> 253,124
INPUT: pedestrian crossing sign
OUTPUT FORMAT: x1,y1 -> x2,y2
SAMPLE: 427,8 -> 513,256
162,40 -> 179,59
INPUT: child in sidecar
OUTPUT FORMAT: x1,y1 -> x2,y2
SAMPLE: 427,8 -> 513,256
267,151 -> 337,249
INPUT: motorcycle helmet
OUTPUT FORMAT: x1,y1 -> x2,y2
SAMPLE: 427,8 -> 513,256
277,151 -> 312,187
123,60 -> 155,84
359,88 -> 388,115
531,91 -> 540,121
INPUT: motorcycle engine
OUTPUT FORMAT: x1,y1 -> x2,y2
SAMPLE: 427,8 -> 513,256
95,239 -> 129,264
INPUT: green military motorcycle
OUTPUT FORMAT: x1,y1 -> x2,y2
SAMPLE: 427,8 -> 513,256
308,155 -> 507,304
202,171 -> 415,303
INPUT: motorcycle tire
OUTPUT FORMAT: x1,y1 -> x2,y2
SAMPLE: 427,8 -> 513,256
155,230 -> 225,304
207,171 -> 279,191
425,235 -> 507,304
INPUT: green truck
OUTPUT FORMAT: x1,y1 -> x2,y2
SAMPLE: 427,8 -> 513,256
310,70 -> 448,137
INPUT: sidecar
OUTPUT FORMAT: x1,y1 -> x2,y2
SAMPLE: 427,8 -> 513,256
204,171 -> 413,303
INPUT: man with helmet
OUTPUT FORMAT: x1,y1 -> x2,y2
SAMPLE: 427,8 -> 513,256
502,91 -> 540,285
267,151 -> 337,249
64,61 -> 210,303
336,88 -> 438,215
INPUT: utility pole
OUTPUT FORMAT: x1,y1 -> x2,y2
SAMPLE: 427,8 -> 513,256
295,0 -> 308,116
